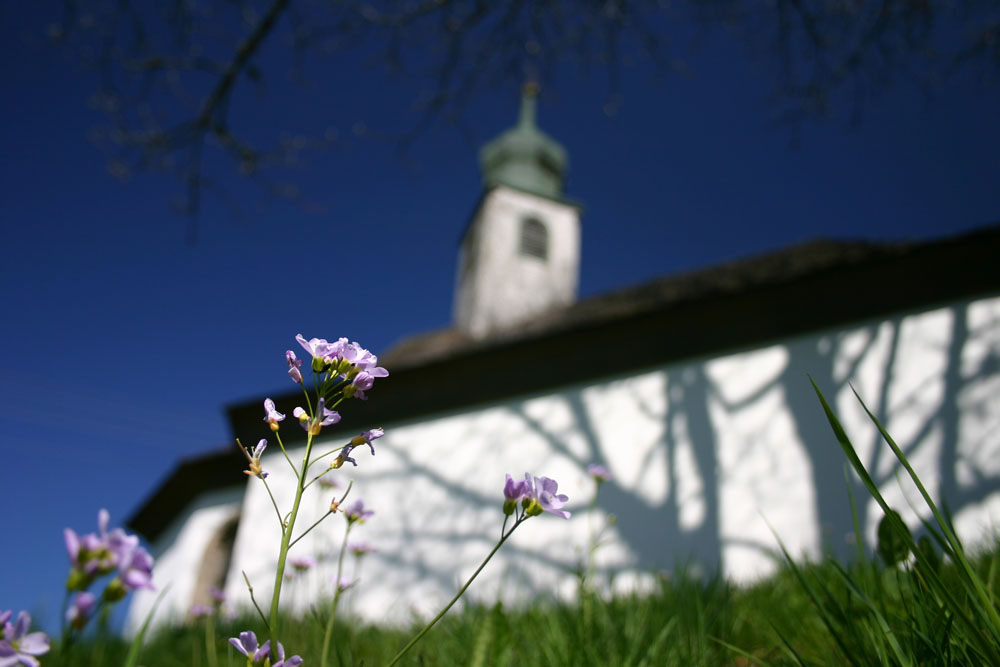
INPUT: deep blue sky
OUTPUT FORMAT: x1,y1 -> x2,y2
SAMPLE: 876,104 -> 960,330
2,4 -> 998,634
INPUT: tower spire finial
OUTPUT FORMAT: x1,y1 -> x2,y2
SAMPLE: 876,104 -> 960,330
518,81 -> 539,129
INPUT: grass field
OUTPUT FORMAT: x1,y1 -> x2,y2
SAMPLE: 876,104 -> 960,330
53,537 -> 1000,667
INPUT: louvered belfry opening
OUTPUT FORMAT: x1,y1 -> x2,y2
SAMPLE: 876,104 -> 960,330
520,216 -> 548,259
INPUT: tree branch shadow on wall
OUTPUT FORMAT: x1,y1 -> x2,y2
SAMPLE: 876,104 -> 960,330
302,298 -> 1000,611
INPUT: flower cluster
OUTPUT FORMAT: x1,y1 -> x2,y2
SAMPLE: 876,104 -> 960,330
503,474 -> 571,519
294,334 -> 388,399
64,508 -> 155,623
0,610 -> 49,667
230,630 -> 302,666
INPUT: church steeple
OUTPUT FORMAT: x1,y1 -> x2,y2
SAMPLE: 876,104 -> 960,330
454,88 -> 581,339
479,83 -> 568,199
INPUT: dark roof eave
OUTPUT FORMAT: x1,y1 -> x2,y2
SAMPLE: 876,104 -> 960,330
126,447 -> 246,541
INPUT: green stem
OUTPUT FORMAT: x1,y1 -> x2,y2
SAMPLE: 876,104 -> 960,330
289,510 -> 333,549
242,570 -> 270,631
268,430 -> 315,647
273,430 -> 298,477
205,613 -> 218,667
384,517 -> 524,667
260,477 -> 283,527
58,591 -> 73,659
321,522 -> 353,667
308,445 -> 348,469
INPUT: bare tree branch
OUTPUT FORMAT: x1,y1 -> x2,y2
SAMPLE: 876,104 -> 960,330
46,0 -> 1000,233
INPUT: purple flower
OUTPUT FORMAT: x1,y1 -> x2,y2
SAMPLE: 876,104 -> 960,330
345,363 -> 389,399
503,473 -> 531,515
242,439 -> 269,479
271,643 -> 303,667
66,592 -> 97,630
587,464 -> 613,483
529,476 -> 571,519
296,334 -> 347,372
503,473 -> 530,500
339,341 -> 372,366
209,586 -> 226,604
117,543 -> 155,591
0,610 -> 50,667
296,334 -> 340,360
332,428 -> 383,469
101,532 -> 155,603
317,474 -> 340,489
263,398 -> 286,431
349,541 -> 375,556
294,398 -> 341,436
336,576 -> 357,592
317,399 -> 341,427
290,556 -> 316,572
229,631 -> 270,663
189,604 -> 212,619
286,350 -> 304,384
343,499 -> 374,523
331,445 -> 358,469
350,428 -> 384,455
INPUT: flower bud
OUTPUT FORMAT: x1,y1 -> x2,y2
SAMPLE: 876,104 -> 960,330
103,577 -> 128,603
66,567 -> 91,592
523,497 -> 543,517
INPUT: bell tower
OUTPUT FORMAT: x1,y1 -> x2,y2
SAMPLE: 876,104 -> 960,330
454,85 -> 582,339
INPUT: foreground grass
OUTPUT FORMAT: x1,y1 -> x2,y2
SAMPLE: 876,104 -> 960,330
56,541 -> 1000,666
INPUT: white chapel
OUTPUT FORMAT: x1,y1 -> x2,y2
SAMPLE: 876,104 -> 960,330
126,90 -> 1000,632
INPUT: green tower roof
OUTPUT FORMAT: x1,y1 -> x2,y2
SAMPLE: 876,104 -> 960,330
479,85 -> 568,200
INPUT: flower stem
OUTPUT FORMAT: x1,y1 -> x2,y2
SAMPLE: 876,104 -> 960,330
384,518 -> 524,667
204,613 -> 218,667
242,571 -> 270,631
274,430 -> 298,477
320,522 -> 353,667
268,430 -> 315,647
289,510 -> 333,549
261,477 -> 283,527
